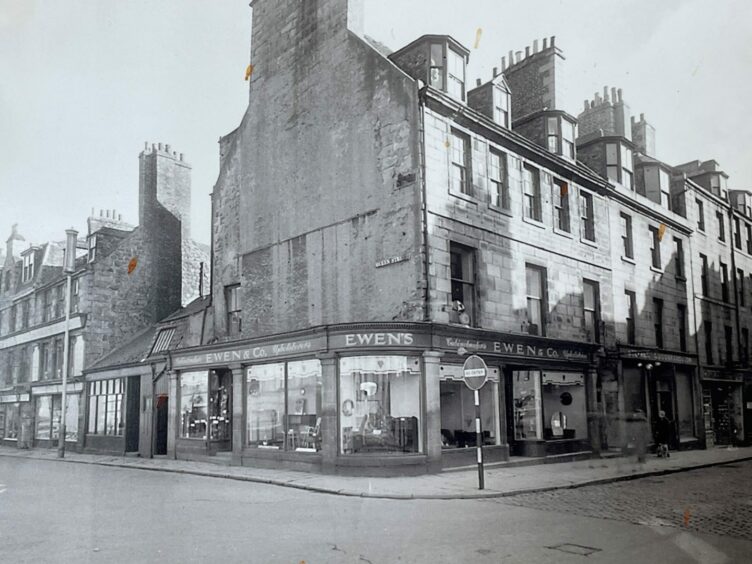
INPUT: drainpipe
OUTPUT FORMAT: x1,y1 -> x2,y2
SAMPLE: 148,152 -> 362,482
686,228 -> 706,448
418,85 -> 431,322
729,207 -> 743,367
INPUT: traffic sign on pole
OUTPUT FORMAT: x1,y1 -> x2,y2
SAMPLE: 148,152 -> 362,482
462,355 -> 488,489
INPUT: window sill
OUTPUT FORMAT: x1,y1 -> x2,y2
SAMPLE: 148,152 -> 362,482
449,190 -> 480,205
718,239 -> 727,245
676,276 -> 687,283
522,215 -> 546,229
580,237 -> 598,248
553,227 -> 574,239
621,255 -> 636,265
488,203 -> 513,217
650,266 -> 664,274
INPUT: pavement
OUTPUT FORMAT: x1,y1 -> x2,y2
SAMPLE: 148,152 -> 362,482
1,444 -> 750,500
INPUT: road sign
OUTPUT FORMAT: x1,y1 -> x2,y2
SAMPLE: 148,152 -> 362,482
463,355 -> 488,390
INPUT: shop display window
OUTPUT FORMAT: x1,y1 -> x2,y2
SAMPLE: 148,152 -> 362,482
247,360 -> 322,451
512,371 -> 587,441
439,364 -> 500,448
1,403 -> 19,440
541,372 -> 586,440
88,379 -> 124,436
180,372 -> 209,439
35,395 -> 77,441
513,371 -> 542,440
339,356 -> 422,455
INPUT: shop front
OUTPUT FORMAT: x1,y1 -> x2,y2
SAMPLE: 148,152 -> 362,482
616,347 -> 701,452
166,323 -> 599,475
30,382 -> 83,450
0,392 -> 29,447
701,369 -> 744,447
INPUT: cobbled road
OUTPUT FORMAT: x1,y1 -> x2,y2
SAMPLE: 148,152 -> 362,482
489,460 -> 752,541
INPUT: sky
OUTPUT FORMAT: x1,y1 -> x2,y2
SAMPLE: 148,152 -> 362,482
1,0 -> 751,248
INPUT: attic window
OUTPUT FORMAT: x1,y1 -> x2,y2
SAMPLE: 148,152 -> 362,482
493,86 -> 510,128
151,328 -> 175,355
22,252 -> 35,283
87,235 -> 97,263
546,116 -> 576,159
429,42 -> 466,102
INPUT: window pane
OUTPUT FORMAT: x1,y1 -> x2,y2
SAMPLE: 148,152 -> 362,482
439,369 -> 500,448
526,267 -> 541,299
541,372 -> 586,440
96,396 -> 106,434
606,144 -> 618,165
64,396 -> 79,442
35,396 -> 51,440
286,360 -> 322,452
209,371 -> 232,441
180,371 -> 208,439
339,356 -> 421,455
246,363 -> 285,448
513,371 -> 542,440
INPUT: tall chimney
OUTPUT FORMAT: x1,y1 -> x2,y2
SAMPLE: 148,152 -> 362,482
64,229 -> 78,273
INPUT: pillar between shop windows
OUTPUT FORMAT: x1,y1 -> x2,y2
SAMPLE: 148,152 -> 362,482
586,367 -> 601,456
318,353 -> 338,471
423,351 -> 443,469
229,364 -> 244,465
167,371 -> 178,459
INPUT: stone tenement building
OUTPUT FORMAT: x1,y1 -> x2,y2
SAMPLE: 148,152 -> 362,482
20,0 -> 750,470
0,144 -> 208,450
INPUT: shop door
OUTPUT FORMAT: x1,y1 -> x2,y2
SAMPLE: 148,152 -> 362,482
154,395 -> 168,456
209,370 -> 232,453
125,377 -> 140,452
711,385 -> 734,445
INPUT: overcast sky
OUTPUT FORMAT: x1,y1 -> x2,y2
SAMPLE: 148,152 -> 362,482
2,0 -> 750,247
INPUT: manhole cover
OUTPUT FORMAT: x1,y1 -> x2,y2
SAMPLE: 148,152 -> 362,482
547,543 -> 602,557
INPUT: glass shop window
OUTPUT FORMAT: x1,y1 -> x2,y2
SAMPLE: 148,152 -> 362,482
513,371 -> 542,440
540,372 -> 586,441
0,403 -> 20,440
439,364 -> 500,448
339,356 -> 422,455
180,371 -> 209,439
246,360 -> 322,452
87,379 -> 124,436
35,395 -> 75,441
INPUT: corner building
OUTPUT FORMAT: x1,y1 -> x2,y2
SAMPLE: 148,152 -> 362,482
162,0 -> 615,474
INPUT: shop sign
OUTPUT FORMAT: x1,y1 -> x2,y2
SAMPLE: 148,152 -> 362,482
173,335 -> 326,368
437,336 -> 589,361
0,393 -> 30,404
542,372 -> 585,386
332,331 -> 430,349
619,349 -> 696,365
701,369 -> 743,382
30,383 -> 83,395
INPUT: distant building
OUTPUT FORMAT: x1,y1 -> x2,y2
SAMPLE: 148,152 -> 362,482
0,144 -> 208,451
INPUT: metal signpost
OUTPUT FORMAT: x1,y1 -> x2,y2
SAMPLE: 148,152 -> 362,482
462,354 -> 488,490
58,228 -> 77,458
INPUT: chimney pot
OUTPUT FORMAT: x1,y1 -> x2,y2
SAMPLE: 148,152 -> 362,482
106,210 -> 110,219
515,50 -> 522,63
476,78 -> 481,87
631,115 -> 636,124
617,88 -> 623,102
603,86 -> 609,102
165,144 -> 171,152
584,100 -> 590,111
118,214 -> 122,221
508,50 -> 514,65
501,56 -> 506,70
100,209 -> 104,217
179,153 -> 184,161
543,37 -> 548,50
158,143 -> 162,151
533,39 -> 539,53
550,36 -> 556,47
492,67 -> 498,77
640,112 -> 645,121
611,87 -> 617,102
525,46 -> 530,58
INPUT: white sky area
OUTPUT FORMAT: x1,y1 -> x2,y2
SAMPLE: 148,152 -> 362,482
1,0 -> 750,247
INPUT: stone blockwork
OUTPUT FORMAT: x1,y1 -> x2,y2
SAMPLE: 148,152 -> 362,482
423,107 -> 614,344
211,0 -> 424,339
503,37 -> 564,121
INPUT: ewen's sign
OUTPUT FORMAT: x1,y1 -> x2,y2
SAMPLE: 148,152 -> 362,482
173,335 -> 326,368
437,336 -> 589,361
330,331 -> 431,349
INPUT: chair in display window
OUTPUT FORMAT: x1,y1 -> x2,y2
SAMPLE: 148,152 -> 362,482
299,417 -> 321,450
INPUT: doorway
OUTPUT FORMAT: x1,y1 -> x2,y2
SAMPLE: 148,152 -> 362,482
125,377 -> 141,453
710,383 -> 737,445
154,395 -> 168,455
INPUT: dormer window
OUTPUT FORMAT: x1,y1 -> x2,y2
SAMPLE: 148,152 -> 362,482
606,142 -> 634,190
87,235 -> 97,263
429,42 -> 466,101
493,86 -> 510,127
22,252 -> 35,283
546,116 -> 576,159
659,169 -> 671,210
